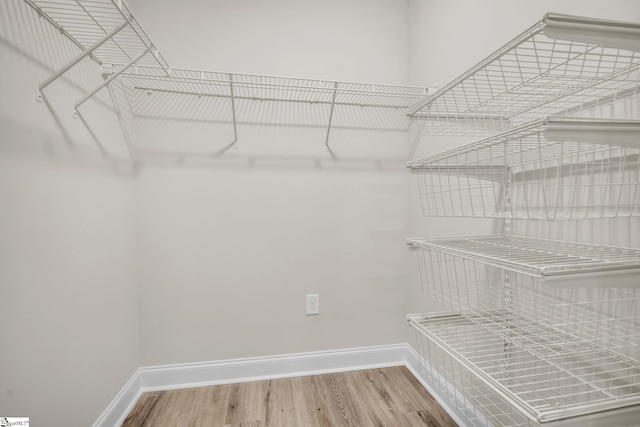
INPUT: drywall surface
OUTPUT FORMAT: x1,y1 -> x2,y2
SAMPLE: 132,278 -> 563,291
0,1 -> 140,426
406,0 -> 640,339
130,0 -> 408,84
131,0 -> 412,365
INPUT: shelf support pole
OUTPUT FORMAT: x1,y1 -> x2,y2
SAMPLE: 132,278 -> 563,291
74,47 -> 149,115
229,74 -> 238,149
324,82 -> 338,152
35,19 -> 131,102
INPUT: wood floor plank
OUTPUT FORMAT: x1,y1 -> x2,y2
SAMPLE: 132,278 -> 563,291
343,369 -> 403,426
224,381 -> 267,425
264,378 -> 297,427
122,367 -> 458,427
289,375 -> 327,427
121,391 -> 162,427
311,372 -> 364,427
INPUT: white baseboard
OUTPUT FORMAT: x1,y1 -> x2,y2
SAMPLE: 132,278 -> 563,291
138,343 -> 408,392
93,343 -> 468,427
93,369 -> 143,427
95,344 -> 640,427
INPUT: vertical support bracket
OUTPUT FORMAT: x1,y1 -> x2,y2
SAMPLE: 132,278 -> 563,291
324,82 -> 338,152
35,19 -> 130,102
502,171 -> 512,385
229,73 -> 238,149
73,47 -> 150,115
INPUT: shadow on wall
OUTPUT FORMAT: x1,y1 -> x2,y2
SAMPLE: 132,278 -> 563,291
1,0 -> 413,173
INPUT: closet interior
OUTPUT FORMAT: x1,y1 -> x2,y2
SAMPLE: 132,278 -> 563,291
6,2 -> 640,426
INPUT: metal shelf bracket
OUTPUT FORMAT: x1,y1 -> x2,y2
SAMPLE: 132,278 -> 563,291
73,47 -> 150,117
34,18 -> 131,102
324,81 -> 338,152
229,73 -> 239,149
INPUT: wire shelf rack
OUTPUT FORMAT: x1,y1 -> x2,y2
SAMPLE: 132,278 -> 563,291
20,0 -> 430,159
24,0 -> 169,70
410,238 -> 640,352
408,117 -> 640,220
119,66 -> 428,109
408,13 -> 640,136
412,319 -> 538,427
409,313 -> 640,424
407,235 -> 640,283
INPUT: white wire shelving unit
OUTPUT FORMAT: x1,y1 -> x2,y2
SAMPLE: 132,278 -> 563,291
408,13 -> 640,136
408,235 -> 640,351
23,0 -> 429,157
407,13 -> 640,426
407,235 -> 640,287
117,66 -> 428,151
408,117 -> 640,220
407,235 -> 640,423
118,66 -> 427,109
409,313 -> 640,426
25,0 -> 171,102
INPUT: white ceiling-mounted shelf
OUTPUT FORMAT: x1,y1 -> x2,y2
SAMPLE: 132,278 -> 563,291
408,13 -> 640,136
408,117 -> 640,220
407,234 -> 640,287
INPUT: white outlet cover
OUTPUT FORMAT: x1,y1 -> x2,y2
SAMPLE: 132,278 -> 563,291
306,294 -> 319,315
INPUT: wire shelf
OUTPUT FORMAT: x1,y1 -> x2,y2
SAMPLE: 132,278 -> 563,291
408,117 -> 640,220
411,242 -> 640,353
20,0 -> 429,159
409,313 -> 640,423
24,0 -> 169,70
119,66 -> 428,109
408,13 -> 640,136
412,320 -> 538,427
407,235 -> 640,282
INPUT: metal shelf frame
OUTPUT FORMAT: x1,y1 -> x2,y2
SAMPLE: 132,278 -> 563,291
22,0 -> 430,157
409,313 -> 640,424
408,117 -> 640,220
117,66 -> 429,151
407,235 -> 640,286
409,236 -> 640,352
25,0 -> 171,103
406,13 -> 640,427
408,13 -> 640,137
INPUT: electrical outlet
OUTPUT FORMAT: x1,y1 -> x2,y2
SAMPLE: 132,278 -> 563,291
306,294 -> 319,315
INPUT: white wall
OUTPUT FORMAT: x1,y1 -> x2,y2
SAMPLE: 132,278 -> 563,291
0,1 -> 139,426
406,0 -> 640,330
130,0 -> 412,365
133,0 -> 409,84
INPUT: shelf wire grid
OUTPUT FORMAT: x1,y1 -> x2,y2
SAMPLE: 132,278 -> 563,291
24,0 -> 169,70
410,312 -> 640,423
409,17 -> 640,136
119,66 -> 428,109
19,0 -> 430,157
408,235 -> 640,278
408,119 -> 640,220
412,245 -> 640,355
416,324 -> 539,427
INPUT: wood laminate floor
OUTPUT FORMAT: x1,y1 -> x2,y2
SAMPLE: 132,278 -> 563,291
122,366 -> 457,427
